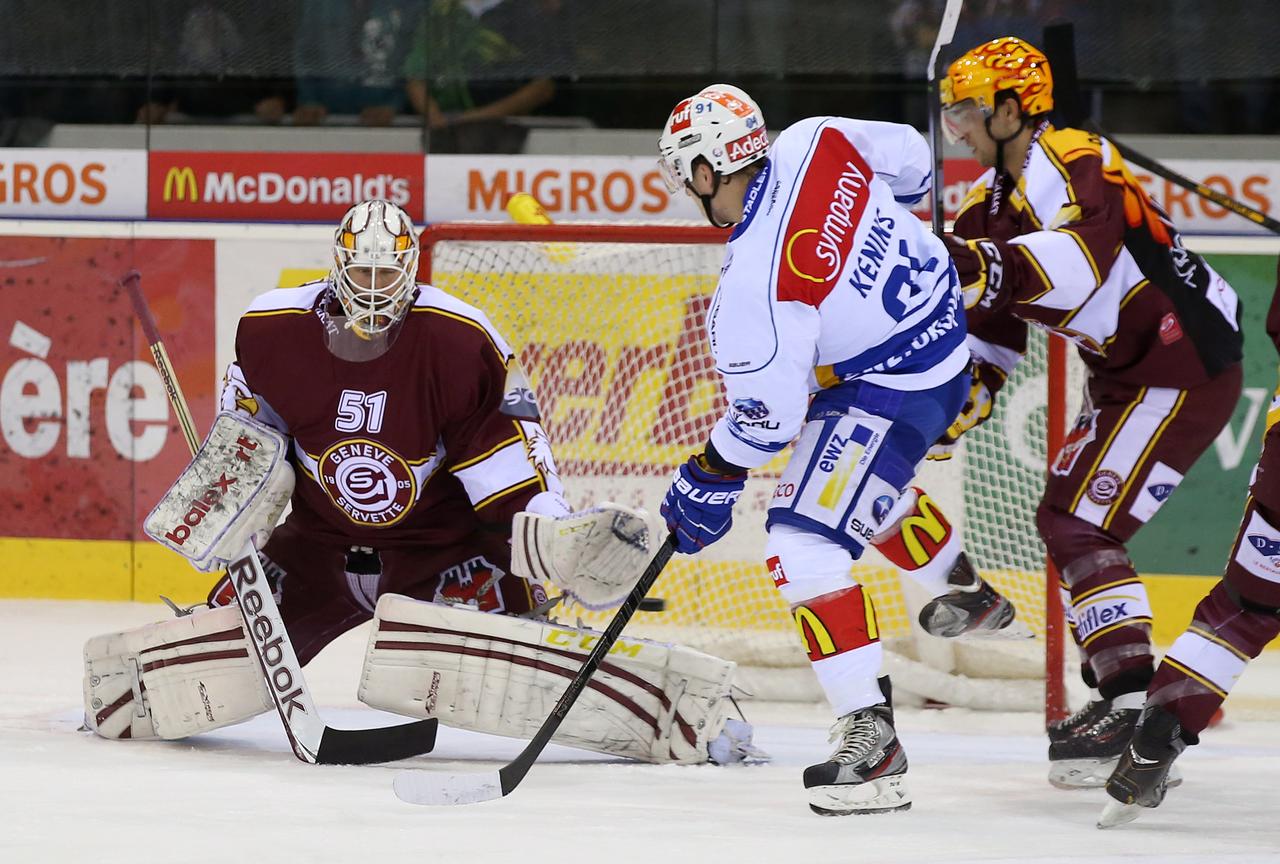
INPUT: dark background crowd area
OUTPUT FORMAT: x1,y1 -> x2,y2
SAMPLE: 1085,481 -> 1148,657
0,0 -> 1277,149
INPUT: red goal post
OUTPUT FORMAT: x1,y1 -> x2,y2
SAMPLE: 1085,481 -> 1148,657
419,221 -> 1068,720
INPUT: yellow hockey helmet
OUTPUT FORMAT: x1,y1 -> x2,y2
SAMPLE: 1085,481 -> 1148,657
941,36 -> 1054,117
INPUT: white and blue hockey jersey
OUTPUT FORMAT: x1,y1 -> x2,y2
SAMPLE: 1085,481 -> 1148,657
705,116 -> 969,470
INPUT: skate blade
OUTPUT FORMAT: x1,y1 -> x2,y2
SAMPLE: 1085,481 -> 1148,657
1097,799 -> 1142,829
1048,757 -> 1118,789
807,775 -> 911,816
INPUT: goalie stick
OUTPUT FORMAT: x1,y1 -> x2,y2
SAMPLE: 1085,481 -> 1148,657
393,533 -> 678,806
123,270 -> 438,765
1043,20 -> 1280,236
926,0 -> 964,236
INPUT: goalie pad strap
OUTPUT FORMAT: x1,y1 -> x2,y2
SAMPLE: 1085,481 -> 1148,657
377,619 -> 696,749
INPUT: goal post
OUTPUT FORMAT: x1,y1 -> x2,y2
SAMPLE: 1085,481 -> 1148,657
418,221 -> 1067,720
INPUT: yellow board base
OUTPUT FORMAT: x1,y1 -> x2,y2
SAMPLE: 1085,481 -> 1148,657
0,537 -> 1257,650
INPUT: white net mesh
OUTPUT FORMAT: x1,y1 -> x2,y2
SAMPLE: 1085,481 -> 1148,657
426,226 -> 1058,710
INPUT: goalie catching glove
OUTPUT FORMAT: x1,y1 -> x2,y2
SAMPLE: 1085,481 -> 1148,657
511,502 -> 652,610
927,360 -> 1007,461
143,412 -> 294,572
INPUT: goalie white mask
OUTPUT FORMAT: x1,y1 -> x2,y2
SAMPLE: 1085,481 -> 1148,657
331,199 -> 420,339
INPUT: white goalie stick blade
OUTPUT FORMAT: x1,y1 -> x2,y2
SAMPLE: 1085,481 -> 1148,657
1097,799 -> 1142,829
393,770 -> 503,806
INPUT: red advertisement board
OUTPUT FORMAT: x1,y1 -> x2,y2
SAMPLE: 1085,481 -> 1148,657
148,151 -> 424,222
0,238 -> 216,540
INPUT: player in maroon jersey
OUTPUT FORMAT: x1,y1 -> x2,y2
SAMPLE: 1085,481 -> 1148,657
207,198 -> 572,661
1099,257 -> 1280,826
83,200 -> 755,766
935,37 -> 1244,787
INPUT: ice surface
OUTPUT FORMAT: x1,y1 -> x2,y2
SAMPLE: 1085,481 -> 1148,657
3,600 -> 1278,863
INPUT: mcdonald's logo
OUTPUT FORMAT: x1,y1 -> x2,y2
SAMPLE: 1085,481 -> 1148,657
791,585 -> 879,663
163,167 -> 199,202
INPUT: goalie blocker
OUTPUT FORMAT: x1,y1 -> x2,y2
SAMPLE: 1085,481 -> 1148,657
361,594 -> 757,764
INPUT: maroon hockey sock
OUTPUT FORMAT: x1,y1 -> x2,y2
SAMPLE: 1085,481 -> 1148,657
1150,579 -> 1280,741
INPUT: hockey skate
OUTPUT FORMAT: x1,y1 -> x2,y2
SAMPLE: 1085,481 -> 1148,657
1048,700 -> 1138,788
1098,704 -> 1188,828
917,553 -> 1016,637
1047,698 -> 1112,744
1048,696 -> 1183,789
803,678 -> 910,815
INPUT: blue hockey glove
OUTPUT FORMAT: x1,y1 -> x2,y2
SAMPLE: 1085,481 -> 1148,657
661,455 -> 747,555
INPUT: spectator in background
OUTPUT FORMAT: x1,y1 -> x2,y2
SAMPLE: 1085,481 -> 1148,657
293,0 -> 424,126
404,0 -> 562,151
137,1 -> 291,125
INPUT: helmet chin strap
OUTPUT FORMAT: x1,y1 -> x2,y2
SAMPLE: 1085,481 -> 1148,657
691,173 -> 734,229
984,94 -> 1028,179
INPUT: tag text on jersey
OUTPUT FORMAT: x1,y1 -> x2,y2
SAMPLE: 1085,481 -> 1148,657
848,211 -> 895,298
674,474 -> 741,506
778,127 -> 874,305
228,555 -> 306,719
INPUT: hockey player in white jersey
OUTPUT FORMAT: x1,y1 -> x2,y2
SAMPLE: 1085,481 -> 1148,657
657,85 -> 1018,815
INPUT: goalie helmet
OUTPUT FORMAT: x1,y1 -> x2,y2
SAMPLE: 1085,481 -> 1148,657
331,199 -> 420,338
941,36 -> 1054,120
657,84 -> 768,194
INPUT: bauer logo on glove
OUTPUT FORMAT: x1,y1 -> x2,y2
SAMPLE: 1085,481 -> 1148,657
144,411 -> 295,573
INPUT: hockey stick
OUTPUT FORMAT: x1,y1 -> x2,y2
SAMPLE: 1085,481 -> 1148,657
393,532 -> 679,805
1043,20 -> 1280,236
123,270 -> 438,765
926,0 -> 964,236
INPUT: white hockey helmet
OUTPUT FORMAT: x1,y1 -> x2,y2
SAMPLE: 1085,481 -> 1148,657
331,199 -> 420,337
657,84 -> 768,194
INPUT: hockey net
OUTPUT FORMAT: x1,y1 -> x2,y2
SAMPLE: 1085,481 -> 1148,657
420,222 -> 1068,719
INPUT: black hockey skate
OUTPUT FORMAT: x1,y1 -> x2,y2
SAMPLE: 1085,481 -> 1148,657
917,553 -> 1016,637
803,677 -> 910,815
1047,698 -> 1112,745
1097,704 -> 1188,828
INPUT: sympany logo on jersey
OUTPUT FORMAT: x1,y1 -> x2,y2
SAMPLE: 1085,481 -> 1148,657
777,126 -> 874,306
318,438 -> 418,526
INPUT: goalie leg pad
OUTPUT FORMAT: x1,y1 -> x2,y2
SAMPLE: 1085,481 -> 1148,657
84,604 -> 272,740
359,594 -> 734,763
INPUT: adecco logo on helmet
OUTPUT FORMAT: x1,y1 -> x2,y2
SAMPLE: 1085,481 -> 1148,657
148,152 -> 424,221
777,127 -> 873,304
726,128 -> 769,164
0,149 -> 145,217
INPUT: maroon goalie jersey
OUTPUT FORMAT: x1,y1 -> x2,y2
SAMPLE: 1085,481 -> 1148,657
219,280 -> 563,549
954,125 -> 1242,388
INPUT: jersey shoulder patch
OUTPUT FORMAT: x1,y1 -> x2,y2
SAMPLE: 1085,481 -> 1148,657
1040,126 -> 1102,165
